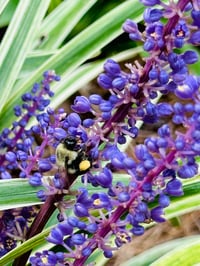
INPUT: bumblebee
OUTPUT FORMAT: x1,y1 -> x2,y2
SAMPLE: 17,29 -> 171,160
56,136 -> 91,176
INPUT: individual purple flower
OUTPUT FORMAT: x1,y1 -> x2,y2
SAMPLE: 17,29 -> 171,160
95,167 -> 113,188
144,22 -> 164,51
144,8 -> 163,23
57,220 -> 73,236
103,250 -> 113,258
174,75 -> 199,99
157,103 -> 173,117
177,163 -> 198,179
103,59 -> 121,76
5,151 -> 16,163
29,172 -> 42,186
97,73 -> 112,89
159,194 -> 170,207
86,223 -> 98,233
83,118 -> 94,128
112,77 -> 127,91
1,171 -> 11,179
99,101 -> 113,112
92,192 -> 112,209
172,19 -> 190,48
66,113 -> 81,127
131,225 -> 145,236
70,234 -> 86,245
38,159 -> 52,172
46,227 -> 64,245
122,19 -> 142,41
158,69 -> 169,84
191,10 -> 200,27
89,94 -> 102,105
140,0 -> 160,6
74,203 -> 90,217
118,191 -> 130,203
115,231 -> 131,247
151,206 -> 165,222
182,50 -> 198,64
189,30 -> 200,45
71,96 -> 91,113
54,128 -> 67,140
166,179 -> 183,196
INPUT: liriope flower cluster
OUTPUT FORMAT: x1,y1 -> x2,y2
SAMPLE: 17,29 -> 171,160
1,0 -> 200,265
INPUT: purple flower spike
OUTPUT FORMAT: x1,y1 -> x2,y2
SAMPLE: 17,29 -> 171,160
4,0 -> 200,264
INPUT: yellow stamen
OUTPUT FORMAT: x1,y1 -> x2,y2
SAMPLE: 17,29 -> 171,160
41,256 -> 48,263
93,199 -> 102,206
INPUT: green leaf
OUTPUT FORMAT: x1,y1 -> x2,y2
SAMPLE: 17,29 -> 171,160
34,0 -> 98,50
151,236 -> 200,266
121,236 -> 200,266
0,0 -> 50,112
0,178 -> 42,211
0,0 -> 18,27
18,50 -> 55,79
0,0 -> 9,17
0,0 -> 144,131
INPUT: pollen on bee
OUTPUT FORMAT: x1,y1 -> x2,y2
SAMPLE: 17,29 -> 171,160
79,160 -> 91,171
